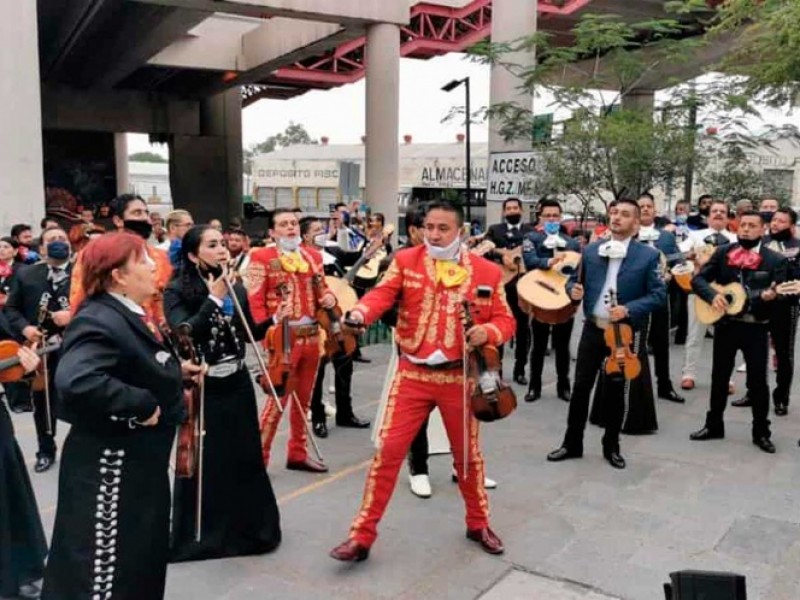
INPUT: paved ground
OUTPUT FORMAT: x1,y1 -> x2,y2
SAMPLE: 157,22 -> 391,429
13,321 -> 800,599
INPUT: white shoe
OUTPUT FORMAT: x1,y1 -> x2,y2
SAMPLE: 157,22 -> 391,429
409,474 -> 432,498
328,384 -> 335,394
324,401 -> 336,417
451,469 -> 498,489
736,363 -> 747,373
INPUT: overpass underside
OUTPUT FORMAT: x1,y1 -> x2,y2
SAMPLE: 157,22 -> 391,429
1,0 -> 721,232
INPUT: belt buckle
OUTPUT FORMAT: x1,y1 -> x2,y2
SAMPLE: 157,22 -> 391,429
207,361 -> 239,378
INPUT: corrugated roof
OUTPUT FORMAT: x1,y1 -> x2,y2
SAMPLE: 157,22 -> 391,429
259,142 -> 491,161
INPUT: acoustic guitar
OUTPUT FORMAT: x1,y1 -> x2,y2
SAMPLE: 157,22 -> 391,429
517,251 -> 581,325
694,282 -> 747,325
496,246 -> 527,285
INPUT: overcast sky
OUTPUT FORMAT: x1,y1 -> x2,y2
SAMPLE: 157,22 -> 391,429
128,52 -> 797,157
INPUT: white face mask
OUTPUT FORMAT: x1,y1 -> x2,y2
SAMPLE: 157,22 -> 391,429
424,236 -> 461,261
278,236 -> 301,252
313,233 -> 328,248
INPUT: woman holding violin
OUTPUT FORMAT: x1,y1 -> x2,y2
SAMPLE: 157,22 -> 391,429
42,232 -> 199,600
0,344 -> 47,600
164,225 -> 280,563
0,236 -> 32,414
547,199 -> 666,471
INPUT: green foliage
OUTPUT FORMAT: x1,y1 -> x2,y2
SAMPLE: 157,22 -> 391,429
710,0 -> 800,107
129,151 -> 167,163
244,122 -> 318,174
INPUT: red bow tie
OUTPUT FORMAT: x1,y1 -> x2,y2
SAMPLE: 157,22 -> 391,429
727,246 -> 762,270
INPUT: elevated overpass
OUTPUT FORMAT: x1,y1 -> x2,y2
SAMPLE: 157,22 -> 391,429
1,0 -> 724,233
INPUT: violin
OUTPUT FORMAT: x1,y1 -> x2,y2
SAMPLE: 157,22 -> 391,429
171,325 -> 205,541
263,282 -> 292,396
312,273 -> 357,359
173,325 -> 205,480
0,339 -> 61,383
461,300 -> 517,423
603,289 -> 641,380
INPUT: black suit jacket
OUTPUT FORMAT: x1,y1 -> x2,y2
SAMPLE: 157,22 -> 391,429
485,222 -> 536,253
692,243 -> 788,322
55,293 -> 184,434
4,261 -> 72,338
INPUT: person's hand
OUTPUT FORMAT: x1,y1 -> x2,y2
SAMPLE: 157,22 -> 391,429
22,326 -> 42,343
570,283 -> 584,301
181,360 -> 204,383
320,293 -> 336,309
761,284 -> 777,302
275,297 -> 293,321
51,310 -> 71,328
206,266 -> 228,301
343,310 -> 365,334
139,406 -> 161,427
466,325 -> 488,347
547,255 -> 565,268
711,294 -> 729,313
663,224 -> 677,233
608,305 -> 628,322
17,343 -> 40,374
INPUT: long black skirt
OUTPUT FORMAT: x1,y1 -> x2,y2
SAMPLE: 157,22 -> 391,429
590,325 -> 658,434
42,426 -> 175,600
170,369 -> 281,563
0,402 -> 46,597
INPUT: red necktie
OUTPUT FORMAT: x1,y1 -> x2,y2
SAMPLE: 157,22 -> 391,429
140,314 -> 163,342
727,247 -> 762,270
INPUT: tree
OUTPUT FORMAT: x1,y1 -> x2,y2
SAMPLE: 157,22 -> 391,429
461,3 -> 715,212
129,151 -> 167,163
244,122 -> 318,174
696,125 -> 800,204
709,0 -> 800,107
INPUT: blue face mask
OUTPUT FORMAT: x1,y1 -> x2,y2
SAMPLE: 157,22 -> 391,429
543,222 -> 561,236
47,241 -> 70,261
675,215 -> 687,225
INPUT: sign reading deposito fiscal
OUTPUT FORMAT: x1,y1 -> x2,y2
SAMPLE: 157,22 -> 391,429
486,151 -> 536,202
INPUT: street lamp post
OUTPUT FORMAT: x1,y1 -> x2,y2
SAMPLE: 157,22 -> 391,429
442,77 -> 471,222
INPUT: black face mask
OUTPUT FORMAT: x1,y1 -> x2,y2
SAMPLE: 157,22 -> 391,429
760,211 -> 774,223
739,237 -> 760,250
123,219 -> 153,240
505,214 -> 522,226
698,206 -> 710,217
771,227 -> 792,242
199,261 -> 224,278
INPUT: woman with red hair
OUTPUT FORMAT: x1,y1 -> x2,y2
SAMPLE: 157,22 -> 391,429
42,231 -> 201,600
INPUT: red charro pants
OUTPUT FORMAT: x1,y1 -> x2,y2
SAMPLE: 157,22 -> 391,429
260,334 -> 321,465
349,358 -> 489,547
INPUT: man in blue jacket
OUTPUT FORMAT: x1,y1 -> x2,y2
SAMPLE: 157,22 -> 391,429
521,199 -> 581,402
547,198 -> 666,469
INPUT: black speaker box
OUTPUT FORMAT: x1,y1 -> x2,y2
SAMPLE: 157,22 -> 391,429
664,570 -> 746,600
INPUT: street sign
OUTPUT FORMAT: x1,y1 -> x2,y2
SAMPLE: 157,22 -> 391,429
486,151 -> 536,202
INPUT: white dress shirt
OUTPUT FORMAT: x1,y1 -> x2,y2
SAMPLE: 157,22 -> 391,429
592,237 -> 632,319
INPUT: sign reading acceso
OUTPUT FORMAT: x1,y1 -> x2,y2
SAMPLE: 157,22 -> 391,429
486,151 -> 536,202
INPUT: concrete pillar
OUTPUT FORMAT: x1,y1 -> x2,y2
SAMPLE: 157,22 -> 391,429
486,0 -> 537,226
169,89 -> 243,225
114,132 -> 130,195
0,1 -> 45,232
365,23 -> 400,237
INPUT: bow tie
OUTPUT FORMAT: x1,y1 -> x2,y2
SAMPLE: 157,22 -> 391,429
638,227 -> 660,243
48,266 -> 68,284
434,261 -> 467,288
543,234 -> 566,249
704,232 -> 728,247
279,251 -> 309,273
727,246 -> 762,270
598,240 -> 627,259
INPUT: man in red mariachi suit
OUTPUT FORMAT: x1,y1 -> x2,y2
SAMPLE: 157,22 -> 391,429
249,208 -> 337,473
330,201 -> 515,563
